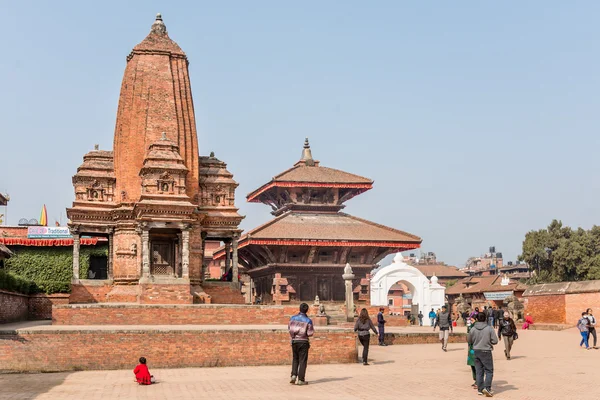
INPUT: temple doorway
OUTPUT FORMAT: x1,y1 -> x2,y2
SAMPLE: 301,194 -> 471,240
149,230 -> 180,277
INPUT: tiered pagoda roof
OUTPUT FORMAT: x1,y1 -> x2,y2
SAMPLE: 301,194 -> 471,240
214,139 -> 421,263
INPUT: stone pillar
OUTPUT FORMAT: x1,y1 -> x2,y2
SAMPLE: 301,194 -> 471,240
72,232 -> 80,282
342,263 -> 355,323
181,229 -> 190,279
141,229 -> 150,278
232,234 -> 239,283
225,241 -> 231,271
107,232 -> 114,279
200,231 -> 208,282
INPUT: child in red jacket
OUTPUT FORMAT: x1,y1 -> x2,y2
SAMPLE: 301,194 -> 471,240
133,357 -> 154,385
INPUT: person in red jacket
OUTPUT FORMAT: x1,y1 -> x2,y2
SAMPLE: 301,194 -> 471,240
133,357 -> 153,385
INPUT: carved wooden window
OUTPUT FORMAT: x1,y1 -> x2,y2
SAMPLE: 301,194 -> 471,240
318,251 -> 332,264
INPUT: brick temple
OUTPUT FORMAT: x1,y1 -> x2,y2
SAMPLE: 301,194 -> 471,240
66,14 -> 243,303
215,139 -> 422,304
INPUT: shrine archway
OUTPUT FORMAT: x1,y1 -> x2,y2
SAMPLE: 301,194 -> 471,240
370,253 -> 446,326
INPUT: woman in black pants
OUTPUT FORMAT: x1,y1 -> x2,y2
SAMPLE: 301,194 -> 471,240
587,308 -> 597,349
354,308 -> 379,365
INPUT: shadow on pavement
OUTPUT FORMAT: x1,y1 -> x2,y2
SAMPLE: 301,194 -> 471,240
0,371 -> 71,400
310,377 -> 351,384
493,380 -> 517,393
372,360 -> 395,365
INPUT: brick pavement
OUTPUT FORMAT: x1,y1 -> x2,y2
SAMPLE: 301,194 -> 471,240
1,327 -> 599,400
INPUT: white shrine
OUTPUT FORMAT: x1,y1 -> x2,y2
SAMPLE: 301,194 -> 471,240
370,253 -> 446,326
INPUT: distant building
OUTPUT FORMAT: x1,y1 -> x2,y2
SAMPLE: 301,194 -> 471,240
462,246 -> 504,276
404,252 -> 467,285
0,193 -> 8,206
499,261 -> 531,279
446,274 -> 528,310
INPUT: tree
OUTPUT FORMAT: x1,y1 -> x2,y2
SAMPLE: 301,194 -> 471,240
519,220 -> 600,283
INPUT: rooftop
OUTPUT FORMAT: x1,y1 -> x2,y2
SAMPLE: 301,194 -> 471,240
413,264 -> 468,279
445,275 -> 528,295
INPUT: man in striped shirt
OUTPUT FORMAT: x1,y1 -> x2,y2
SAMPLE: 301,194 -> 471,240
288,303 -> 315,385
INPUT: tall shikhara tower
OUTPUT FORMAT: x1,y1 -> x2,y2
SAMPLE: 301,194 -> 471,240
67,15 -> 243,303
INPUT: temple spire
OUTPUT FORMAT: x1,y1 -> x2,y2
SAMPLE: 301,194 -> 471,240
151,13 -> 167,35
301,138 -> 315,166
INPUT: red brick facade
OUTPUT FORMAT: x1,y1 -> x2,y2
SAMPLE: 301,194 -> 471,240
0,290 -> 69,323
0,290 -> 28,323
201,282 -> 245,304
523,295 -> 566,324
52,304 -> 306,325
0,328 -> 357,373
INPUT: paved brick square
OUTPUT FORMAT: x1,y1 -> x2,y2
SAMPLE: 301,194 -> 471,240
1,327 -> 598,400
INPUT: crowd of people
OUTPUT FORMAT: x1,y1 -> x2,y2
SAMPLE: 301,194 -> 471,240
129,302 -> 597,398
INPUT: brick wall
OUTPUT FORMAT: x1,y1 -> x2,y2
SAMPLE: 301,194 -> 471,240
372,332 -> 467,345
70,282 -> 113,303
53,304 -> 305,325
28,293 -> 69,320
0,290 -> 29,323
201,282 -> 245,304
565,292 -> 600,325
0,328 -> 357,372
139,284 -> 193,304
523,295 -> 566,324
0,290 -> 69,323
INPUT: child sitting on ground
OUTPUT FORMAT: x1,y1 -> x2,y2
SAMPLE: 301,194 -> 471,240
133,357 -> 154,385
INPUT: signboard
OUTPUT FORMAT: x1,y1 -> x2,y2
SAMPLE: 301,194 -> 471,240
402,294 -> 413,299
27,226 -> 72,239
483,291 -> 513,301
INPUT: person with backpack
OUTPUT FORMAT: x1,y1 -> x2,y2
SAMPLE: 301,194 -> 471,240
468,312 -> 499,397
578,311 -> 591,350
436,305 -> 453,351
497,311 -> 517,360
585,308 -> 597,349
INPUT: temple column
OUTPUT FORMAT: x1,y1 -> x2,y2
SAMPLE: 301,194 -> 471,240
232,233 -> 239,283
343,263 -> 355,323
107,232 -> 113,279
141,229 -> 150,278
72,232 -> 80,282
225,241 -> 231,272
201,231 -> 208,282
181,228 -> 190,279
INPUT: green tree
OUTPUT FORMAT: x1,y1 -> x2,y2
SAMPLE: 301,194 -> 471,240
519,220 -> 600,283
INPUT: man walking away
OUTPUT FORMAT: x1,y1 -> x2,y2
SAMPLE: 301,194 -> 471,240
468,312 -> 499,397
418,311 -> 424,326
429,308 -> 436,328
586,308 -> 597,349
377,307 -> 387,346
288,303 -> 314,385
497,312 -> 517,359
437,305 -> 453,351
579,312 -> 591,350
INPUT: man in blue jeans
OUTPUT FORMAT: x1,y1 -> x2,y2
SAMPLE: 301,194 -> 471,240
468,312 -> 499,397
288,303 -> 315,385
428,308 -> 436,328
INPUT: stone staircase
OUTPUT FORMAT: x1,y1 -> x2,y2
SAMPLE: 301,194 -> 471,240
323,304 -> 350,325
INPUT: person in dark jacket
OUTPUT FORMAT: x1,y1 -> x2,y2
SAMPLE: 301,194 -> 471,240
468,312 -> 499,397
418,311 -> 424,326
288,303 -> 315,385
436,305 -> 453,351
354,308 -> 378,365
497,312 -> 517,359
586,308 -> 597,349
377,307 -> 387,346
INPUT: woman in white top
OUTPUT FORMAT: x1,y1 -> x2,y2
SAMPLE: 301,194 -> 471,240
586,308 -> 597,349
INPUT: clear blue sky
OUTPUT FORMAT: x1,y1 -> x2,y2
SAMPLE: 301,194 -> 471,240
2,1 -> 599,266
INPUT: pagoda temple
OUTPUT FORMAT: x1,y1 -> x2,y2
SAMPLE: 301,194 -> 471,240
214,139 -> 422,304
66,14 -> 243,303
